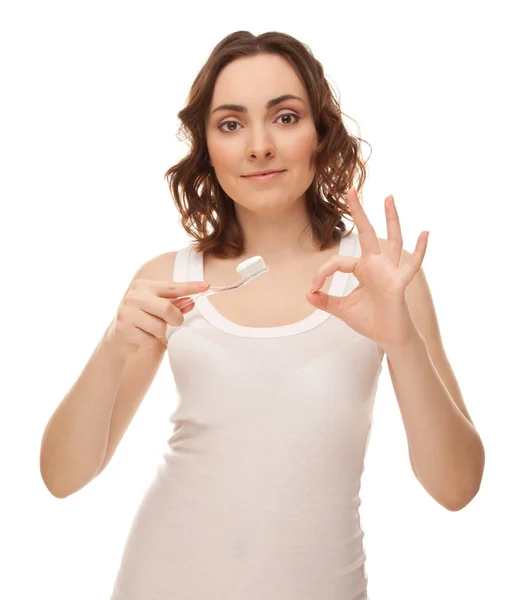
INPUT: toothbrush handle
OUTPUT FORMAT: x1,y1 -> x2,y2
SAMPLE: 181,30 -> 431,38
175,287 -> 215,310
174,278 -> 244,311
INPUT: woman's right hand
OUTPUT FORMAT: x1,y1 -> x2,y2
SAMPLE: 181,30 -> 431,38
105,278 -> 210,358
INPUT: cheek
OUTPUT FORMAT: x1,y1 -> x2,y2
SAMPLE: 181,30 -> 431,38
285,127 -> 317,164
209,145 -> 236,170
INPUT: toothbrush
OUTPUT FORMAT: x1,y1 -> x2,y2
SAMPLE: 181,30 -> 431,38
174,255 -> 269,311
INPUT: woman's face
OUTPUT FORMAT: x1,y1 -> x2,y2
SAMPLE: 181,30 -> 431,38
205,53 -> 318,215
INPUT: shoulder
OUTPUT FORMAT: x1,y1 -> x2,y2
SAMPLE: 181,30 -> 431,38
136,250 -> 178,282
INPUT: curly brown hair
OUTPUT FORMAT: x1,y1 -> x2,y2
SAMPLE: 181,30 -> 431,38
164,30 -> 371,259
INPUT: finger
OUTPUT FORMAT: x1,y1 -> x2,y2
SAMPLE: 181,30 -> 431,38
306,288 -> 351,319
400,232 -> 429,286
348,188 -> 381,255
385,195 -> 404,266
154,280 -> 210,298
311,256 -> 357,292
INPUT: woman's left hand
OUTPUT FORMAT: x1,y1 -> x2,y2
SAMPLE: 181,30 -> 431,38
306,188 -> 429,353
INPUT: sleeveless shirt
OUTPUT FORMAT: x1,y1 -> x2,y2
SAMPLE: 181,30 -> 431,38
109,228 -> 384,600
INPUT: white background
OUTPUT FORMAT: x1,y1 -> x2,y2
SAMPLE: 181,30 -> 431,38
2,1 -> 516,598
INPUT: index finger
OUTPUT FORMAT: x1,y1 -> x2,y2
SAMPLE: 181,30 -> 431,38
152,280 -> 210,297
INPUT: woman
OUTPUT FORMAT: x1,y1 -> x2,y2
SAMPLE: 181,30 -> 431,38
40,30 -> 485,600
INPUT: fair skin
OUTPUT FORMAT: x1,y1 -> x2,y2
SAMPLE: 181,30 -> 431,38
205,53 -> 325,267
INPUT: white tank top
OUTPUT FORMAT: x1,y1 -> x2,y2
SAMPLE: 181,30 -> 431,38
110,228 -> 384,600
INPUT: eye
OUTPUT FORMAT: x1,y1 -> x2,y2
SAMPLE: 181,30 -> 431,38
217,112 -> 300,133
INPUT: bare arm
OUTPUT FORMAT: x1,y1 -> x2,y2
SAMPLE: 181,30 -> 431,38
39,253 -> 177,498
39,331 -> 133,498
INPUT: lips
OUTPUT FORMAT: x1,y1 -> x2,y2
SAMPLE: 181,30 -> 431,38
243,170 -> 286,183
243,170 -> 285,177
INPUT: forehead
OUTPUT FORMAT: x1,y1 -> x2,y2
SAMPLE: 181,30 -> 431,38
209,54 -> 308,109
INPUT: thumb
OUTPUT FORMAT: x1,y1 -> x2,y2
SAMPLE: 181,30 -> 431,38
305,289 -> 343,318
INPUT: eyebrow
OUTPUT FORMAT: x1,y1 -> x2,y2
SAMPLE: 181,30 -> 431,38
211,94 -> 304,115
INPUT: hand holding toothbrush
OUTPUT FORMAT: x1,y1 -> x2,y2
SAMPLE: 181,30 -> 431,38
105,278 -> 210,358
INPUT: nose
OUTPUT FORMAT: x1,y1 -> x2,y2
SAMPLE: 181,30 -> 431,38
246,126 -> 276,160
247,148 -> 275,160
